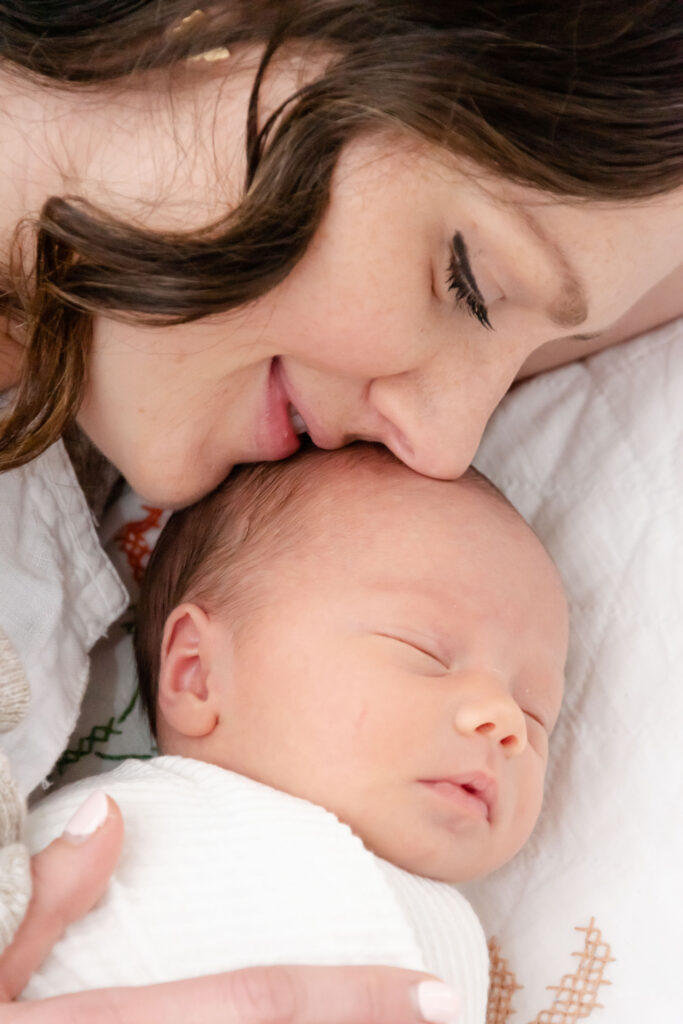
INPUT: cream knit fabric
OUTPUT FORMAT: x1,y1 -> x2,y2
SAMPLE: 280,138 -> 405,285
0,630 -> 30,734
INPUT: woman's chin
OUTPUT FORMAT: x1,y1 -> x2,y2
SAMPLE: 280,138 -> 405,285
128,467 -> 234,510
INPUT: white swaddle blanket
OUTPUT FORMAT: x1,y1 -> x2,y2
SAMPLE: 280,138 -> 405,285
23,756 -> 489,1022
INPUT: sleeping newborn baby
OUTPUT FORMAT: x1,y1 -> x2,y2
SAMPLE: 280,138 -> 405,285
24,443 -> 568,1021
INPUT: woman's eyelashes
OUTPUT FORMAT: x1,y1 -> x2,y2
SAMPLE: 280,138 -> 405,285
447,231 -> 492,330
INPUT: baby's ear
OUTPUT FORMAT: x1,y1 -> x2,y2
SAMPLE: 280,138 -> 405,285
157,603 -> 219,738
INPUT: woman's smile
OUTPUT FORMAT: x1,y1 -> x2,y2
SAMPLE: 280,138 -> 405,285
258,358 -> 302,461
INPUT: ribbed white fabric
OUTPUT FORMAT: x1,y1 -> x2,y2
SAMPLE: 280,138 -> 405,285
24,757 -> 489,1023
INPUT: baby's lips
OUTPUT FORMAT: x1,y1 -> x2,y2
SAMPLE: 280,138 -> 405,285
450,771 -> 498,815
419,771 -> 498,819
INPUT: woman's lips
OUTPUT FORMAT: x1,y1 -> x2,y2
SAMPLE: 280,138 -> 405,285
419,773 -> 497,821
256,358 -> 303,460
276,359 -> 342,451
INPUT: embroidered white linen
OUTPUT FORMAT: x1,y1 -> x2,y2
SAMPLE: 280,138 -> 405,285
0,441 -> 128,798
23,756 -> 489,1024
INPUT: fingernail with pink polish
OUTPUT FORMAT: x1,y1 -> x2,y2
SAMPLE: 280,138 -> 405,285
413,980 -> 460,1023
63,790 -> 109,844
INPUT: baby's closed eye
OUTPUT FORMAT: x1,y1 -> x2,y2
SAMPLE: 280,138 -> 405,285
373,632 -> 450,673
521,707 -> 548,731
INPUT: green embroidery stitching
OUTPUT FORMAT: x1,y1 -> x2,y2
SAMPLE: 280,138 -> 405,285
56,717 -> 123,774
117,683 -> 140,725
54,685 -> 153,777
97,750 -> 157,762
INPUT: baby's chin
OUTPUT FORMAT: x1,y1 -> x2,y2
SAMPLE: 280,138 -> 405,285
352,811 -> 532,884
359,826 -> 506,885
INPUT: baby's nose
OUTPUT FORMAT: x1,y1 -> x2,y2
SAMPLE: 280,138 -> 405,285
453,686 -> 527,757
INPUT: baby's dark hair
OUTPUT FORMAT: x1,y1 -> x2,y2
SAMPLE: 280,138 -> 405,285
134,442 -> 510,736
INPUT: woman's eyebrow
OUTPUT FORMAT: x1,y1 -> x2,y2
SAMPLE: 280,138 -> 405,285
546,276 -> 589,329
515,206 -> 590,329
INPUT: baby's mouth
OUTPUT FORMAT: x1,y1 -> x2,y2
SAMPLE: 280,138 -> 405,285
419,773 -> 497,821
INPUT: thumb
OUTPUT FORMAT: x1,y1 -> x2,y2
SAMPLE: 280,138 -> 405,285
0,791 -> 123,1001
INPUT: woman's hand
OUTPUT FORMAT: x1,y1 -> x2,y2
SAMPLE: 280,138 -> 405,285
1,965 -> 457,1024
0,793 -> 124,1001
0,794 -> 460,1024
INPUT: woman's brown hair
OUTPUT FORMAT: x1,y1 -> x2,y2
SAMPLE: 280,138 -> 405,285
1,0 -> 682,470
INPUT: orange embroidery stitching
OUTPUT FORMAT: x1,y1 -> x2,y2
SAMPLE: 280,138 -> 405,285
533,919 -> 614,1024
488,919 -> 614,1024
487,937 -> 522,1024
114,506 -> 164,583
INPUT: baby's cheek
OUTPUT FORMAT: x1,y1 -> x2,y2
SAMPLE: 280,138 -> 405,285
513,762 -> 547,842
527,717 -> 551,755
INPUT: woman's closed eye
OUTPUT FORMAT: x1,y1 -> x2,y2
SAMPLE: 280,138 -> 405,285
447,231 -> 492,329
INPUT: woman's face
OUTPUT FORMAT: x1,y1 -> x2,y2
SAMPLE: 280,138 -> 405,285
77,134 -> 683,507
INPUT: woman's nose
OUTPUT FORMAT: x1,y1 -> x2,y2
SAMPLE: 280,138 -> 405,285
453,683 -> 528,757
367,365 -> 506,481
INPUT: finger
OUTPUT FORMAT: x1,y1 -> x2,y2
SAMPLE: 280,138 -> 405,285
1,965 -> 461,1024
0,792 -> 123,1001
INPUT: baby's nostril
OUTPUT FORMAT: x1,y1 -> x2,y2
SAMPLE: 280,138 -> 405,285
476,722 -> 496,735
500,734 -> 518,748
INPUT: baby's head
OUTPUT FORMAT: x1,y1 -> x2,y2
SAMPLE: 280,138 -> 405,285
135,444 -> 568,883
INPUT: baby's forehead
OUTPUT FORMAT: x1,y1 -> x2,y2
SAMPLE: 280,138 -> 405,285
296,457 -> 510,529
273,464 -> 515,582
215,447 -> 530,595
276,460 -> 567,665
290,460 -> 562,597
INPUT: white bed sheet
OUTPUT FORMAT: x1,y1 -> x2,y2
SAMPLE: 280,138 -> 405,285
463,319 -> 683,1020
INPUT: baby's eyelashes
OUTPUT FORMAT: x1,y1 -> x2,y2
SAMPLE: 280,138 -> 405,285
521,708 -> 547,731
375,632 -> 450,671
520,710 -> 553,755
